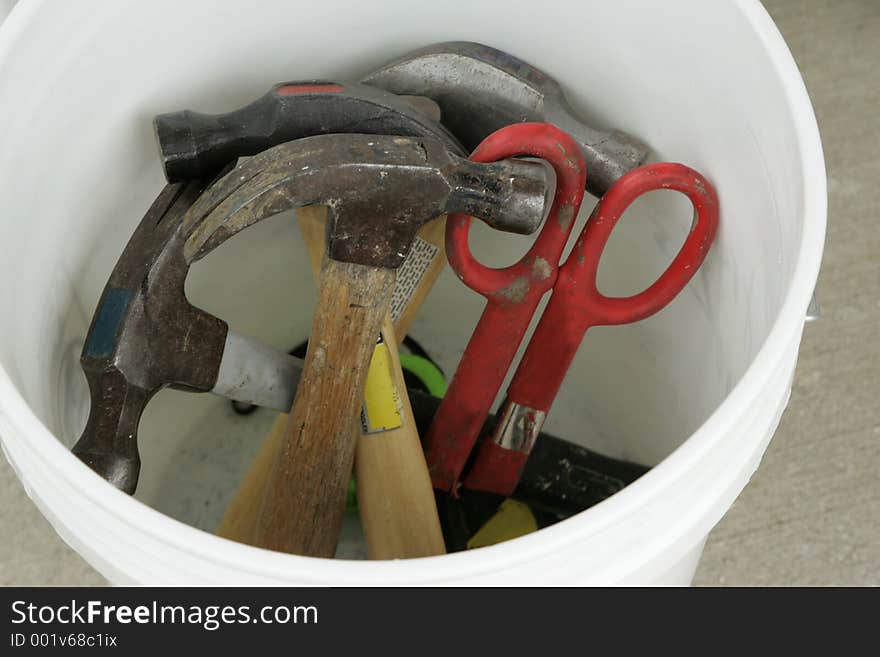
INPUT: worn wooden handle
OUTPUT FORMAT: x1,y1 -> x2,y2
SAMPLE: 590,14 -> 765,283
217,207 -> 448,553
216,411 -> 287,543
252,256 -> 394,556
299,207 -> 444,557
296,208 -> 443,558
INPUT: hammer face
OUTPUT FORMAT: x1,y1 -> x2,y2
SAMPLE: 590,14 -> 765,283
445,158 -> 551,236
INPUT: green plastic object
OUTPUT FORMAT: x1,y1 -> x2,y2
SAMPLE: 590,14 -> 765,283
399,353 -> 448,397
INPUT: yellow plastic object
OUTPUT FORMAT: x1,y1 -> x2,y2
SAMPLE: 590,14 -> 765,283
467,499 -> 538,549
360,337 -> 403,433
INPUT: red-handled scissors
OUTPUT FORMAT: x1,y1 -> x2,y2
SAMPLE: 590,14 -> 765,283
423,124 -> 719,496
423,122 -> 587,492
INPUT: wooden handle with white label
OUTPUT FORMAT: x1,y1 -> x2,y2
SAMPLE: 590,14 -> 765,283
218,206 -> 445,558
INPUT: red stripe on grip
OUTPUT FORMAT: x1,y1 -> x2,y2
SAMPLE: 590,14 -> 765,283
276,83 -> 345,96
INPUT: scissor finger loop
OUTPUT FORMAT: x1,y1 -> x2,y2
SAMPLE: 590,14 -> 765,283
445,123 -> 587,301
559,161 -> 720,327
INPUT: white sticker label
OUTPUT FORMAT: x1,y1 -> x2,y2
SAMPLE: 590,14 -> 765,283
389,236 -> 439,323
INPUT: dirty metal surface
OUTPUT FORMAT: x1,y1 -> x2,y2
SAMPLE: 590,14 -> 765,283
364,41 -> 649,197
184,133 -> 549,270
74,180 -> 227,493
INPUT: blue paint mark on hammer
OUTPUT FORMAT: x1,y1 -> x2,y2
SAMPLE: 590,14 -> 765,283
84,287 -> 131,358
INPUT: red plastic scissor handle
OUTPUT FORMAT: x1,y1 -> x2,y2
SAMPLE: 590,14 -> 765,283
558,161 -> 719,327
446,124 -> 586,299
463,162 -> 720,495
424,123 -> 587,494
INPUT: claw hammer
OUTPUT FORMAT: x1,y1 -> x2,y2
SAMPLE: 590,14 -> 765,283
184,132 -> 549,556
177,84 -> 457,556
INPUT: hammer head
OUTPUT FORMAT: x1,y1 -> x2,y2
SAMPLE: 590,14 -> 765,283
363,41 -> 650,197
184,133 -> 550,270
154,80 -> 465,182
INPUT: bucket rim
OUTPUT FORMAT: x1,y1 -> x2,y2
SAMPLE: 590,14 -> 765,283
0,0 -> 826,583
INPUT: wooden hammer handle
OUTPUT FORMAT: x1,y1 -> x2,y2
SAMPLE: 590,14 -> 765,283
215,211 -> 326,544
355,315 -> 445,558
294,208 -> 443,557
217,209 -> 448,550
299,207 -> 444,557
253,257 -> 394,556
215,411 -> 286,543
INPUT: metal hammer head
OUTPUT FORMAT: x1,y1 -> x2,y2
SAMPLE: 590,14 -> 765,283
73,179 -> 308,494
183,133 -> 550,270
73,181 -> 227,493
363,41 -> 650,197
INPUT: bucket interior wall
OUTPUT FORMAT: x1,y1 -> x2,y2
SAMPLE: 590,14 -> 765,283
0,1 -> 805,546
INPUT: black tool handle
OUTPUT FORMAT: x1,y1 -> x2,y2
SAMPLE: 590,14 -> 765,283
154,81 -> 463,182
407,388 -> 650,511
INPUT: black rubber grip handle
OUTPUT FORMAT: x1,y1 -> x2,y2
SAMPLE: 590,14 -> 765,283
154,81 -> 464,182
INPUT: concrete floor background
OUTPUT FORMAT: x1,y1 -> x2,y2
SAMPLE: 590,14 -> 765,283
1,0 -> 877,586
693,0 -> 879,585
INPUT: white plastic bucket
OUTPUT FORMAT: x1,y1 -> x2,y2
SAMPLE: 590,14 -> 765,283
0,0 -> 825,584
0,2 -> 14,27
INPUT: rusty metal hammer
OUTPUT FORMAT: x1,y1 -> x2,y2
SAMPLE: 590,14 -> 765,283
72,179 -> 311,494
182,132 -> 550,556
158,83 -> 464,557
363,41 -> 649,197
